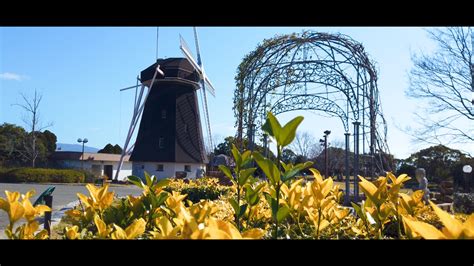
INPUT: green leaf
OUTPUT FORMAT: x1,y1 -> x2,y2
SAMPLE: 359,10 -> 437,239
249,193 -> 260,206
276,205 -> 290,223
351,202 -> 366,221
238,167 -> 256,186
264,193 -> 278,219
281,161 -> 313,182
218,165 -> 234,180
238,204 -> 248,218
254,182 -> 266,193
159,205 -> 176,217
262,112 -> 282,141
245,187 -> 260,206
245,186 -> 254,202
229,198 -> 240,214
231,144 -> 242,168
127,175 -> 144,188
144,171 -> 153,187
280,116 -> 304,147
280,161 -> 290,172
241,150 -> 252,166
253,151 -> 280,186
155,178 -> 171,189
155,192 -> 169,206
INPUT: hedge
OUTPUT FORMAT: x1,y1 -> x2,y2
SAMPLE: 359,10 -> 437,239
164,178 -> 231,203
0,167 -> 86,183
453,193 -> 474,214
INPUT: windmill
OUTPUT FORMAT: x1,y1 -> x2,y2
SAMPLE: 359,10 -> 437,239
114,27 -> 216,181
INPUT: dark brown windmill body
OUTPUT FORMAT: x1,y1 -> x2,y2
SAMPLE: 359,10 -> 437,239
115,29 -> 215,181
129,58 -> 208,179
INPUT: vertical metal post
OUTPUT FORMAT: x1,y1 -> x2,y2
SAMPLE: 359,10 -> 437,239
247,123 -> 256,152
344,132 -> 350,206
324,135 -> 328,179
469,29 -> 474,118
369,83 -> 376,180
464,172 -> 470,193
81,142 -> 85,170
44,195 -> 53,236
353,121 -> 360,202
263,133 -> 268,157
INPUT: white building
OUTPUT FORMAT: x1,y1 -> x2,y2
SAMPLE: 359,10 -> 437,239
52,151 -> 206,182
131,161 -> 206,181
52,152 -> 132,181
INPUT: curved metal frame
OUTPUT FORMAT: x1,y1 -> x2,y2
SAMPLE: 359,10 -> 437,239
233,30 -> 391,187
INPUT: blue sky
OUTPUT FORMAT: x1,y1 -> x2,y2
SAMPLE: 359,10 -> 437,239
1,27 -> 470,159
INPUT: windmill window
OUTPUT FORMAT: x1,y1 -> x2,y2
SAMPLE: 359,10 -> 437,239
184,165 -> 191,172
161,109 -> 167,119
156,164 -> 164,172
159,137 -> 164,149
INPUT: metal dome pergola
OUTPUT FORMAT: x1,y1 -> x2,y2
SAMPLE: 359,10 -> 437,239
233,30 -> 391,202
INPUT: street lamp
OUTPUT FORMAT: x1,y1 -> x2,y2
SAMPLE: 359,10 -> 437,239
322,130 -> 331,178
463,165 -> 472,193
77,138 -> 88,169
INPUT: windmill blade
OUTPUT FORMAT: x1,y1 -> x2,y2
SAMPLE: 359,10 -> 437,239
192,27 -> 215,151
199,78 -> 214,152
120,84 -> 141,91
203,75 -> 216,97
179,35 -> 203,76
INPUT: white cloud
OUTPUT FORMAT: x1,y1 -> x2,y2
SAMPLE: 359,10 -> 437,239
0,72 -> 29,81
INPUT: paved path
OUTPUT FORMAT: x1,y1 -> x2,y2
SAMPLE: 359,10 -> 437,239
0,183 -> 142,238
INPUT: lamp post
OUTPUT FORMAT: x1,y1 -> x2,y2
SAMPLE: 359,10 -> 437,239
320,130 -> 331,178
319,139 -> 325,177
77,138 -> 88,169
463,165 -> 472,193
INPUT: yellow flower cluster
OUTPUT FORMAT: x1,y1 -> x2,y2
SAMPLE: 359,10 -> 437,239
0,190 -> 51,239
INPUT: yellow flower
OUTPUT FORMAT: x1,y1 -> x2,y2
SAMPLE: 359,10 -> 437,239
65,209 -> 82,220
150,216 -> 181,239
402,201 -> 474,239
0,191 -> 25,224
165,191 -> 187,214
77,184 -> 114,212
110,218 -> 146,239
399,190 -> 425,216
358,176 -> 387,206
21,190 -> 51,222
65,226 -> 80,240
94,215 -> 110,238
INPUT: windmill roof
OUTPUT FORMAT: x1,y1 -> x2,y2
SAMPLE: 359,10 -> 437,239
140,58 -> 200,85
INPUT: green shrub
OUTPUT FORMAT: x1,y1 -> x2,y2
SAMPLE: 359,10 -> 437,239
0,167 -> 85,183
454,193 -> 474,214
164,177 -> 231,203
79,170 -> 101,183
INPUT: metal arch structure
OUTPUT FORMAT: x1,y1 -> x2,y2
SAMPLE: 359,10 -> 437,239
233,30 -> 391,200
270,94 -> 349,132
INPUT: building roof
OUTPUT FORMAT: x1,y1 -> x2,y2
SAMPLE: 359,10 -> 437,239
51,151 -> 130,162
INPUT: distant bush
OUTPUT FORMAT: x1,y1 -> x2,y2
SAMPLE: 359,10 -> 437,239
0,167 -> 85,183
164,177 -> 231,203
79,170 -> 101,183
454,193 -> 474,214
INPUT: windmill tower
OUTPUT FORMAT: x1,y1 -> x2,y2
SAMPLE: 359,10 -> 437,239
114,28 -> 215,181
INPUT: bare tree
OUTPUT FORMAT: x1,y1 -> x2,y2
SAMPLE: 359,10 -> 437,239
13,90 -> 52,167
329,139 -> 345,149
406,27 -> 473,145
289,131 -> 321,159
